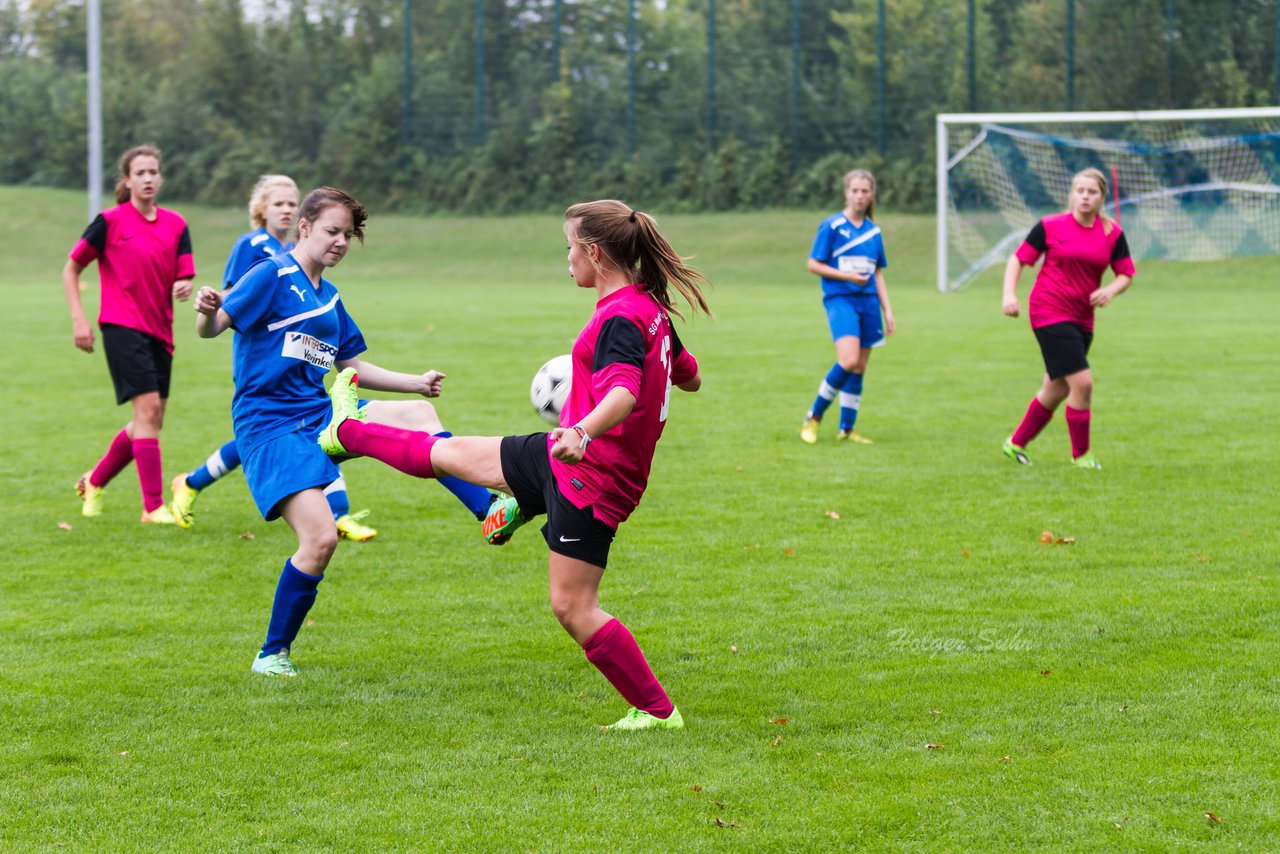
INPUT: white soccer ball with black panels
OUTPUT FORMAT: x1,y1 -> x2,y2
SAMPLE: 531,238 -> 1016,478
530,354 -> 572,425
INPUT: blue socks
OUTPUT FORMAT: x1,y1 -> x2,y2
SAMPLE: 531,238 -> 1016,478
810,364 -> 851,420
186,439 -> 241,491
433,432 -> 495,519
323,471 -> 351,519
839,371 -> 864,432
260,558 -> 323,657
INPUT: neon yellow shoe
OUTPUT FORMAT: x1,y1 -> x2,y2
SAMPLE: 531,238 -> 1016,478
318,368 -> 367,456
836,429 -> 873,444
170,474 -> 199,529
251,649 -> 298,677
336,509 -> 378,542
799,417 -> 820,445
1071,452 -> 1102,470
75,472 -> 104,517
140,504 -> 179,525
1002,438 -> 1032,465
605,705 -> 685,732
482,493 -> 527,545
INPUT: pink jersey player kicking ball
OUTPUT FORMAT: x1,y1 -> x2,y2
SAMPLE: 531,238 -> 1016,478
319,199 -> 711,732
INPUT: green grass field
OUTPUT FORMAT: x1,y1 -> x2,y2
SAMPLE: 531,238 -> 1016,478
2,185 -> 1276,850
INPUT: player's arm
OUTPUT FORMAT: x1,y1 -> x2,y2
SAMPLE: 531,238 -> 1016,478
807,257 -> 869,285
336,356 -> 444,398
173,225 -> 195,301
62,258 -> 95,352
550,386 -> 636,465
194,287 -> 233,338
1002,255 -> 1027,317
1091,273 -> 1133,307
1091,232 -> 1136,307
874,269 -> 895,335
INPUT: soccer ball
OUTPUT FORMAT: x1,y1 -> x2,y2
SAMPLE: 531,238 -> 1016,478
530,354 -> 572,425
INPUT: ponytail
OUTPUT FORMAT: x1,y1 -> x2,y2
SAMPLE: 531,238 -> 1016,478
114,144 -> 161,204
565,200 -> 712,320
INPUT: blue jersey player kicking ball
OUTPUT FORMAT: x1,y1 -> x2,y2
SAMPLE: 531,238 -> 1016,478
170,176 -> 376,541
799,168 -> 895,445
193,186 -> 497,678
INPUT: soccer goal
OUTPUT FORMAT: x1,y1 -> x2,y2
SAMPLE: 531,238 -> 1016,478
936,107 -> 1280,292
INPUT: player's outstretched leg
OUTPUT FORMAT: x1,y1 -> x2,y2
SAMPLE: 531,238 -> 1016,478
482,493 -> 528,545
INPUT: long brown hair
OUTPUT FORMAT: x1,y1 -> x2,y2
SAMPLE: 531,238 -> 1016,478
114,144 -> 161,204
564,200 -> 711,320
1070,167 -> 1116,235
298,186 -> 367,244
843,168 -> 877,220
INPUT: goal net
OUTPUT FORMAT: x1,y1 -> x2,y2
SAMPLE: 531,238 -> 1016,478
936,108 -> 1280,292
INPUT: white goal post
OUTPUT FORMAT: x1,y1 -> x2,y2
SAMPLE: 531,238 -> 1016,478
936,107 -> 1280,292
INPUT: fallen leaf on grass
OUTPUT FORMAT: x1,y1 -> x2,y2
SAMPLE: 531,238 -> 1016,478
1040,669 -> 1053,676
714,818 -> 739,828
1055,537 -> 1076,544
769,717 -> 788,726
57,521 -> 73,531
1039,531 -> 1054,543
929,709 -> 941,716
961,549 -> 970,558
825,510 -> 841,519
783,549 -> 794,556
1205,812 -> 1223,824
239,531 -> 256,540
996,755 -> 1010,762
771,735 -> 783,748
734,466 -> 744,472
924,743 -> 945,750
305,619 -> 315,626
730,645 -> 738,654
690,785 -> 703,792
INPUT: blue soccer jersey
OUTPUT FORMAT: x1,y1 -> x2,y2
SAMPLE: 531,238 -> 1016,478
221,253 -> 366,456
809,213 -> 888,298
223,228 -> 294,288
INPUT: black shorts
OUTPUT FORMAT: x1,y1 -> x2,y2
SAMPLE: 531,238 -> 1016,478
1033,321 -> 1093,380
499,433 -> 617,569
101,323 -> 172,404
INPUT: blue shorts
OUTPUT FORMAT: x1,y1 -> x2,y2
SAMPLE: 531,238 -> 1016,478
824,294 -> 885,347
242,429 -> 341,521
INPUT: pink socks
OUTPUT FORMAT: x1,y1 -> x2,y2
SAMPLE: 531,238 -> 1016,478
132,438 -> 165,512
583,618 -> 674,718
336,420 -> 438,478
1011,397 -> 1054,448
1064,406 -> 1091,459
89,429 -> 134,488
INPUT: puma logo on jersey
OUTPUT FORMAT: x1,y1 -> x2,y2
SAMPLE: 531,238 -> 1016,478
839,228 -> 852,238
290,285 -> 307,301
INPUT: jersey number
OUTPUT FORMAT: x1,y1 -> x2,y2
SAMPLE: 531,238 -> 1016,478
659,334 -> 673,422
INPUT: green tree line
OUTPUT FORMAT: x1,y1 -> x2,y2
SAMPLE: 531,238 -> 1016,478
1,0 -> 1277,214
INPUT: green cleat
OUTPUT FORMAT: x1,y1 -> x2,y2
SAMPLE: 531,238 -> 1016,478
1002,438 -> 1032,465
604,705 -> 685,732
140,504 -> 179,525
251,649 -> 298,677
318,368 -> 366,456
76,472 -> 104,517
336,509 -> 378,542
170,474 -> 199,529
836,429 -> 873,444
482,493 -> 527,545
799,416 -> 820,445
1071,452 -> 1102,470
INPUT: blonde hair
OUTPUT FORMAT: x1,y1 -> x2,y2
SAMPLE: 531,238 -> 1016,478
114,144 -> 161,204
1070,168 -> 1116,235
248,175 -> 299,229
843,168 -> 877,220
564,200 -> 711,320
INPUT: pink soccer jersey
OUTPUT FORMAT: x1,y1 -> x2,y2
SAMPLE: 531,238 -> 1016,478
1015,211 -> 1135,333
548,284 -> 698,528
68,202 -> 196,352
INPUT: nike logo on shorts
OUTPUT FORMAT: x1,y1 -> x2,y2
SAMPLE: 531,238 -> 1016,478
559,535 -> 581,543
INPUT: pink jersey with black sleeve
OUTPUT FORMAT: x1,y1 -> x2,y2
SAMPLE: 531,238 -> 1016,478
548,284 -> 698,529
1015,212 -> 1135,333
68,202 -> 196,353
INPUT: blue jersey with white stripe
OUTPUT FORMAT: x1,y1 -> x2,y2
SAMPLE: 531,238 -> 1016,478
809,213 -> 888,298
221,252 -> 366,455
223,228 -> 294,288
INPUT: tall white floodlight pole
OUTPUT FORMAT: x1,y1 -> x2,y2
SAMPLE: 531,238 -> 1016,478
87,0 -> 103,219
